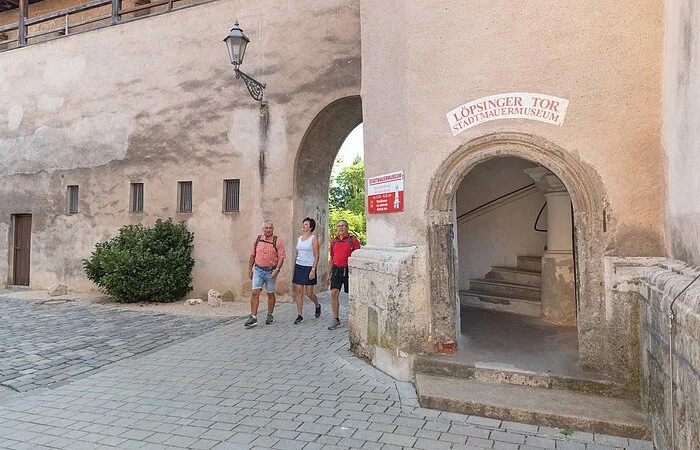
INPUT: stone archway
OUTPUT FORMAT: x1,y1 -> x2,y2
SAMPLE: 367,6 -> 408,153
426,132 -> 612,374
293,96 -> 362,282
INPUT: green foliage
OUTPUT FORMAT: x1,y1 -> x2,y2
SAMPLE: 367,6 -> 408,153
330,158 -> 365,214
83,219 -> 195,303
560,427 -> 575,437
329,157 -> 366,245
329,207 -> 366,245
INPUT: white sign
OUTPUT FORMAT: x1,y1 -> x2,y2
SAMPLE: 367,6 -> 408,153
367,171 -> 404,214
446,92 -> 569,136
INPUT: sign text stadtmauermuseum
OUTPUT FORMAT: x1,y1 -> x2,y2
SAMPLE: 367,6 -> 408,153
446,93 -> 569,136
367,171 -> 404,214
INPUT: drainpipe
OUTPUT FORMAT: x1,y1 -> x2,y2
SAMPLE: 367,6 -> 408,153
666,270 -> 700,450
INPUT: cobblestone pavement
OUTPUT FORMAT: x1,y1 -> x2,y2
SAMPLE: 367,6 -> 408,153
0,291 -> 652,449
0,292 -> 235,393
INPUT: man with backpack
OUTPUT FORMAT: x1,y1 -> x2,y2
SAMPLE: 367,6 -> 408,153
246,220 -> 286,327
326,220 -> 361,330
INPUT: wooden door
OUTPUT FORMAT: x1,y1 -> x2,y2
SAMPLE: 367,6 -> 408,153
13,214 -> 31,286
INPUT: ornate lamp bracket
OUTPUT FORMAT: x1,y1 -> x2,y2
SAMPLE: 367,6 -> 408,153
235,69 -> 267,107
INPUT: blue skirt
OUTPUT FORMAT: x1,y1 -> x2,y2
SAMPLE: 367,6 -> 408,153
292,264 -> 317,286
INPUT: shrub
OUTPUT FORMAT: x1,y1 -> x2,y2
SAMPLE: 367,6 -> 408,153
83,219 -> 195,303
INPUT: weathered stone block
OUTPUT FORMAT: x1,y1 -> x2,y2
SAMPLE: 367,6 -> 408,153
640,261 -> 700,450
348,245 -> 428,367
48,284 -> 68,296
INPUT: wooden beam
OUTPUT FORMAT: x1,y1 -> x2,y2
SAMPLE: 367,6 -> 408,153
111,0 -> 119,24
17,0 -> 26,46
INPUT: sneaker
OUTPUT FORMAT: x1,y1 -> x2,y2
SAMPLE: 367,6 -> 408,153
245,316 -> 257,328
314,304 -> 321,318
328,318 -> 341,330
265,313 -> 274,325
294,315 -> 304,324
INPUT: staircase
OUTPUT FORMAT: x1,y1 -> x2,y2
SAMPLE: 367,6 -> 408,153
461,255 -> 543,317
413,355 -> 650,439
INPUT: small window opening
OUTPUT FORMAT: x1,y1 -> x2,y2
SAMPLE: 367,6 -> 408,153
130,183 -> 144,213
67,185 -> 79,214
178,181 -> 193,213
223,179 -> 240,212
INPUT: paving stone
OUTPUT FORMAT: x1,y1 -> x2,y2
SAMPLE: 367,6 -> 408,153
0,292 -> 652,450
556,440 -> 586,450
379,432 -> 417,447
414,436 -> 453,449
450,424 -> 492,439
593,434 -> 629,447
416,428 -> 441,440
467,436 -> 495,448
526,435 -> 557,448
489,430 -> 526,444
493,441 -> 519,450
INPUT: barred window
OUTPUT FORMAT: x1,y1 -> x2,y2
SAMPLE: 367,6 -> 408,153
178,181 -> 193,213
67,185 -> 79,214
223,179 -> 240,212
130,183 -> 144,213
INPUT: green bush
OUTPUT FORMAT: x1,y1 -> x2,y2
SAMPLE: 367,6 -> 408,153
83,219 -> 195,303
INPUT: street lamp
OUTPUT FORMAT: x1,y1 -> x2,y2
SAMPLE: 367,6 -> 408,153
224,21 -> 267,107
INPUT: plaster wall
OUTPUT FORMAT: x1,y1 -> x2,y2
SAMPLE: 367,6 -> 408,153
0,0 -> 361,297
455,157 -> 546,289
663,0 -> 700,265
353,0 -> 665,374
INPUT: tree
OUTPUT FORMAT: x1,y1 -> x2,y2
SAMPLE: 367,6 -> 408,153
330,157 -> 365,214
329,156 -> 366,244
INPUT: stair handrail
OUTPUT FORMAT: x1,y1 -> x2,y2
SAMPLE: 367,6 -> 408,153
457,183 -> 535,221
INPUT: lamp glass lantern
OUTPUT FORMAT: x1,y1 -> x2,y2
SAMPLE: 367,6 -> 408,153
224,21 -> 250,67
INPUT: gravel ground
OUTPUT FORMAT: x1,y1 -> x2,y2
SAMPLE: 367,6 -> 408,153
0,289 -> 259,318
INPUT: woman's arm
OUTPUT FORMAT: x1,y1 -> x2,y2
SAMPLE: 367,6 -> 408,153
311,235 -> 320,279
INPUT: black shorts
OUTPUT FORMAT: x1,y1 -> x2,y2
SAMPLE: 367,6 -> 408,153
330,266 -> 349,293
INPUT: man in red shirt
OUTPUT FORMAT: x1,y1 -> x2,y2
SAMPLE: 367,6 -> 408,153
246,220 -> 286,327
326,220 -> 361,330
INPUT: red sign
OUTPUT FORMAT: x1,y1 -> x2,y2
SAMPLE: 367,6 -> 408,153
367,171 -> 404,214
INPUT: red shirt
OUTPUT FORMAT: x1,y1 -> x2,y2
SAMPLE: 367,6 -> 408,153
330,235 -> 361,267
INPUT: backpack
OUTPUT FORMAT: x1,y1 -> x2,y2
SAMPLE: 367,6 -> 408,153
254,235 -> 278,255
330,235 -> 357,256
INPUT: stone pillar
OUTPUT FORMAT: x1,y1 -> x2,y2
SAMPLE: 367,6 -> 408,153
524,167 -> 576,324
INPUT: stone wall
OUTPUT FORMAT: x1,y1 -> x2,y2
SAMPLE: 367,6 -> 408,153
357,0 -> 666,377
640,261 -> 700,450
663,0 -> 700,266
0,0 -> 361,296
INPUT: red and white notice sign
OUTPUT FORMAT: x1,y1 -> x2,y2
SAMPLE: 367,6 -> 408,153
446,92 -> 569,136
367,171 -> 404,214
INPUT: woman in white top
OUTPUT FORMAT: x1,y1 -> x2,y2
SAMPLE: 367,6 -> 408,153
292,217 -> 321,324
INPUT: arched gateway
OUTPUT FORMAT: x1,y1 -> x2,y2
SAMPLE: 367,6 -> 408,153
426,132 -> 613,375
293,96 -> 362,279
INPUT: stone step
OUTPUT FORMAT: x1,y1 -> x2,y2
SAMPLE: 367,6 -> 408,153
468,279 -> 541,300
460,291 -> 541,317
413,355 -> 636,399
487,266 -> 542,287
415,374 -> 650,439
517,255 -> 542,272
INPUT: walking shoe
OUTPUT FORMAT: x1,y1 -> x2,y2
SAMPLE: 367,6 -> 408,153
315,304 -> 322,318
328,318 -> 341,330
265,313 -> 274,325
244,316 -> 257,327
294,315 -> 304,324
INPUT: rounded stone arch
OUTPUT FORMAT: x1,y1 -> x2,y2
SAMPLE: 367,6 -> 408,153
426,132 -> 608,369
293,96 -> 363,281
